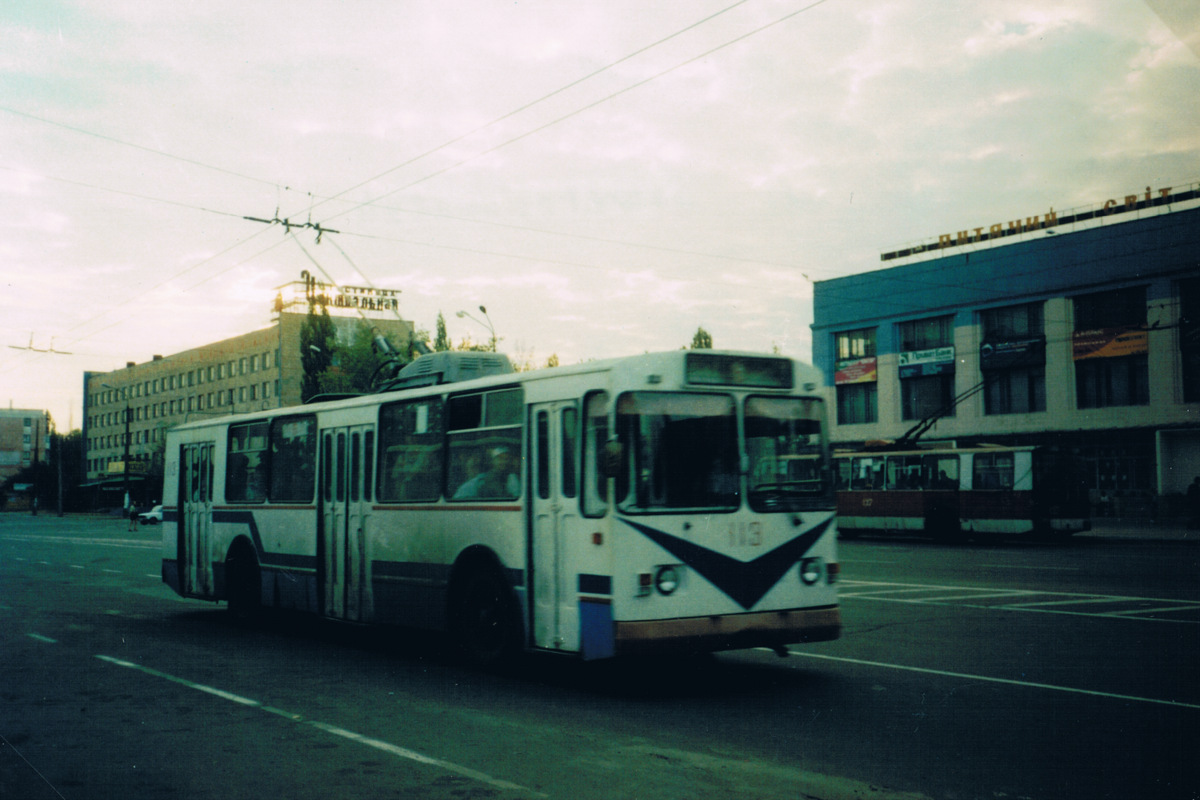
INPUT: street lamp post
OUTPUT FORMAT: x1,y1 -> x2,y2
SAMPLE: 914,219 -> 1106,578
456,305 -> 497,352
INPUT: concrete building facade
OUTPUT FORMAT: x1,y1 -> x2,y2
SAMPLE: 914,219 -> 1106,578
812,183 -> 1200,516
0,408 -> 50,483
82,281 -> 415,495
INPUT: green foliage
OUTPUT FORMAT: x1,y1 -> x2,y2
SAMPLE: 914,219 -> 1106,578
689,326 -> 713,350
300,298 -> 337,402
317,322 -> 404,395
434,312 -> 451,352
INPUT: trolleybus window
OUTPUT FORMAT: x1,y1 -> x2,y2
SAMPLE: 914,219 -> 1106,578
269,415 -> 316,503
974,451 -> 1015,490
448,388 -> 522,501
378,398 -> 444,503
582,391 -> 610,517
227,421 -> 268,502
925,454 -> 959,489
850,456 -> 884,490
562,407 -> 578,498
616,392 -> 737,512
745,396 -> 830,511
886,455 -> 923,490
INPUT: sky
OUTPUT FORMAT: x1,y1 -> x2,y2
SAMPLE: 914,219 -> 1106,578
1,0 -> 1198,430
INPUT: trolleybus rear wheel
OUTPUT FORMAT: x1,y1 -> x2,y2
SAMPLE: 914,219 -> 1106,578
451,567 -> 519,668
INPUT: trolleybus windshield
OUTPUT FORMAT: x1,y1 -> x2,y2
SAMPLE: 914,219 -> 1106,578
745,396 -> 830,511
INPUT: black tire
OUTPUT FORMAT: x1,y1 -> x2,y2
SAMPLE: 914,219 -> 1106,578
450,567 -> 520,668
225,544 -> 262,621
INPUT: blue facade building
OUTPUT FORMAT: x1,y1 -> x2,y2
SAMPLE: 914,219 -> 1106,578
812,186 -> 1200,516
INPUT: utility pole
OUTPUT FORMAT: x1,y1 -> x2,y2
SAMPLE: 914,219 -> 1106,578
30,415 -> 39,516
54,420 -> 64,517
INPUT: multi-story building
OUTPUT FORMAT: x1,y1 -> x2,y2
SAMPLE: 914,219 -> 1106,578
0,408 -> 50,483
82,280 -> 415,499
812,181 -> 1200,516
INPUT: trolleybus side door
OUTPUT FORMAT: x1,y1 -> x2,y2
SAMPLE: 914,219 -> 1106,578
529,402 -> 582,652
319,425 -> 375,621
178,442 -> 214,596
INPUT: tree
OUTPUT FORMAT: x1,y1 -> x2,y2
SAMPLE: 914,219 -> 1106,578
300,297 -> 337,402
433,312 -> 451,352
689,327 -> 713,349
317,322 -> 405,395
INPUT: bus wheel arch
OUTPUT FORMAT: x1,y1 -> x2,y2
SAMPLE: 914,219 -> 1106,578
446,546 -> 522,667
224,536 -> 262,619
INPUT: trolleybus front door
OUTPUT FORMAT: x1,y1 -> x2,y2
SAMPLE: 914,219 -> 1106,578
530,402 -> 582,652
178,442 -> 214,596
319,425 -> 375,621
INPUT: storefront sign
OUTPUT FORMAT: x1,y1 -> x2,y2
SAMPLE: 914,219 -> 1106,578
980,338 -> 1045,370
835,357 -> 877,385
898,346 -> 955,379
1072,328 -> 1148,360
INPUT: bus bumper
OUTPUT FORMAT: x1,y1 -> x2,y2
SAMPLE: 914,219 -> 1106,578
613,605 -> 841,656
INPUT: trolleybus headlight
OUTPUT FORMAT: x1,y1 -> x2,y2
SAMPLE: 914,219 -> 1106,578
799,557 -> 824,586
655,565 -> 681,595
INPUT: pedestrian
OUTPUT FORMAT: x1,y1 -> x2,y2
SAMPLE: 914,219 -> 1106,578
1187,476 -> 1200,530
128,499 -> 139,531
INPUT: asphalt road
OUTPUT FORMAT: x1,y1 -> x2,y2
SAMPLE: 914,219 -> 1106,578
2,514 -> 1197,800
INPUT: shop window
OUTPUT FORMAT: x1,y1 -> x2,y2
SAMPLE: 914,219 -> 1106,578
901,374 -> 954,421
985,366 -> 1046,414
1076,356 -> 1150,408
835,328 -> 876,360
836,383 -> 877,425
1180,278 -> 1200,403
1073,287 -> 1148,409
898,316 -> 952,351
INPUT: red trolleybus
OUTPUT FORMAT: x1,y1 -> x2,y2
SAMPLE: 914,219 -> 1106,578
162,350 -> 840,663
834,443 -> 1090,541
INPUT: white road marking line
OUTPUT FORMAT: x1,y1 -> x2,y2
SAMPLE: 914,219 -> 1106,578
909,590 -> 1032,603
1004,596 -> 1122,608
26,633 -> 57,644
779,650 -> 1200,711
1108,604 -> 1200,617
94,655 -> 544,797
979,563 -> 1081,571
0,534 -> 158,550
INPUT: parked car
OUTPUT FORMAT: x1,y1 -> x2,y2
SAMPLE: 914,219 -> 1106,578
138,505 -> 163,525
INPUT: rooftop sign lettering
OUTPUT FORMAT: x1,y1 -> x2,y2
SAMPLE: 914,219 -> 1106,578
881,183 -> 1199,261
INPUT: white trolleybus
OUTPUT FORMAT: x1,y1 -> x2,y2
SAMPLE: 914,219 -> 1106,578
161,350 -> 840,663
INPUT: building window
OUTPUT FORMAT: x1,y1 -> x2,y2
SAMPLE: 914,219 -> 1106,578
898,316 -> 952,351
837,383 -> 877,425
981,303 -> 1046,415
836,328 -> 876,360
1073,287 -> 1148,409
898,316 -> 954,421
834,327 -> 878,425
1181,278 -> 1200,403
1076,356 -> 1150,408
901,374 -> 953,421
